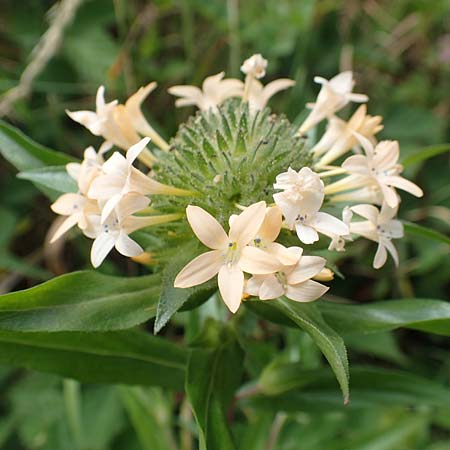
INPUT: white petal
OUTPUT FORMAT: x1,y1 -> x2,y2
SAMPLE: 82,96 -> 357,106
245,275 -> 264,297
229,201 -> 266,246
50,193 -> 82,215
186,206 -> 228,250
373,242 -> 387,269
379,183 -> 399,208
174,250 -> 223,288
102,152 -> 128,176
262,79 -> 295,103
66,162 -> 81,181
218,265 -> 244,313
350,204 -> 379,223
259,274 -> 285,300
115,193 -> 150,221
100,194 -> 122,223
91,232 -> 116,268
258,206 -> 282,242
383,238 -> 399,267
115,231 -> 143,257
295,223 -> 319,244
342,154 -> 369,174
287,256 -> 326,285
286,280 -> 329,302
383,175 -> 423,198
126,138 -> 151,165
309,212 -> 349,238
239,246 -> 281,275
124,82 -> 157,136
267,243 -> 302,266
88,174 -> 124,199
50,215 -> 79,243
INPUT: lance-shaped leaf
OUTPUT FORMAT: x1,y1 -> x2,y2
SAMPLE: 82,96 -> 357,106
247,298 -> 349,403
251,366 -> 450,412
0,271 -> 161,332
318,298 -> 450,336
186,319 -> 244,450
0,330 -> 186,390
18,166 -> 77,194
0,119 -> 73,171
154,244 -> 217,334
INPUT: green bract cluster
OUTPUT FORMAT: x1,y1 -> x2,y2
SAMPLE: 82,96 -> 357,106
153,99 -> 310,223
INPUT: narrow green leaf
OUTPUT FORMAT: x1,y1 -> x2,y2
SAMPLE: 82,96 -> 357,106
402,143 -> 450,168
0,119 -> 73,171
0,271 -> 161,332
318,298 -> 450,336
154,247 -> 216,334
0,330 -> 185,390
18,166 -> 77,194
269,298 -> 349,403
251,366 -> 450,412
186,320 -> 244,450
403,221 -> 450,246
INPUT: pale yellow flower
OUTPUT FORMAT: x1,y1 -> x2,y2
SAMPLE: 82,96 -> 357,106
174,202 -> 281,313
313,105 -> 383,167
298,71 -> 368,135
341,136 -> 423,208
168,72 -> 243,111
88,138 -> 191,223
350,203 -> 403,269
246,250 -> 329,302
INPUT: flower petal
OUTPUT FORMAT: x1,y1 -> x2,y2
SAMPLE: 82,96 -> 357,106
383,175 -> 423,198
50,214 -> 79,243
309,212 -> 349,238
295,223 -> 319,244
268,243 -> 302,266
383,238 -> 399,267
218,265 -> 244,313
286,280 -> 329,302
115,231 -> 143,257
342,154 -> 369,174
186,206 -> 228,250
350,204 -> 379,223
239,246 -> 281,274
258,206 -> 282,242
259,274 -> 285,300
373,242 -> 387,269
229,201 -> 267,246
126,138 -> 151,165
50,193 -> 82,215
287,256 -> 326,285
174,250 -> 223,288
91,232 -> 116,268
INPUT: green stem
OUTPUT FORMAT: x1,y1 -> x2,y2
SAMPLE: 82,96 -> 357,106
227,0 -> 240,76
63,379 -> 83,450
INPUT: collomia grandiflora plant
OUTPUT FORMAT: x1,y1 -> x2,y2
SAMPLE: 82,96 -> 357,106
51,53 -> 423,314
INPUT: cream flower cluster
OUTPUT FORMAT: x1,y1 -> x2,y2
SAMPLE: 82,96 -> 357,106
50,138 -> 187,267
169,54 -> 295,113
174,202 -> 329,313
49,52 -> 423,312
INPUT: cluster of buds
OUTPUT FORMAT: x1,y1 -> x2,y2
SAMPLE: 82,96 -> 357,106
50,53 -> 423,311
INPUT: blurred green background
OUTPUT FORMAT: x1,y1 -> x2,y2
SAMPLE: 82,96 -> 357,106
0,1 -> 449,449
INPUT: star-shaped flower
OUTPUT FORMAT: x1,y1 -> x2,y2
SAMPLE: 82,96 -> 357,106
342,136 -> 423,208
350,203 -> 404,269
298,71 -> 368,135
88,138 -> 191,222
312,105 -> 383,167
174,202 -> 281,313
168,72 -> 243,111
246,250 -> 329,302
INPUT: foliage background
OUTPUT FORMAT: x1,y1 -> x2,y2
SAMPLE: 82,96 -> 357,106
0,0 -> 449,449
